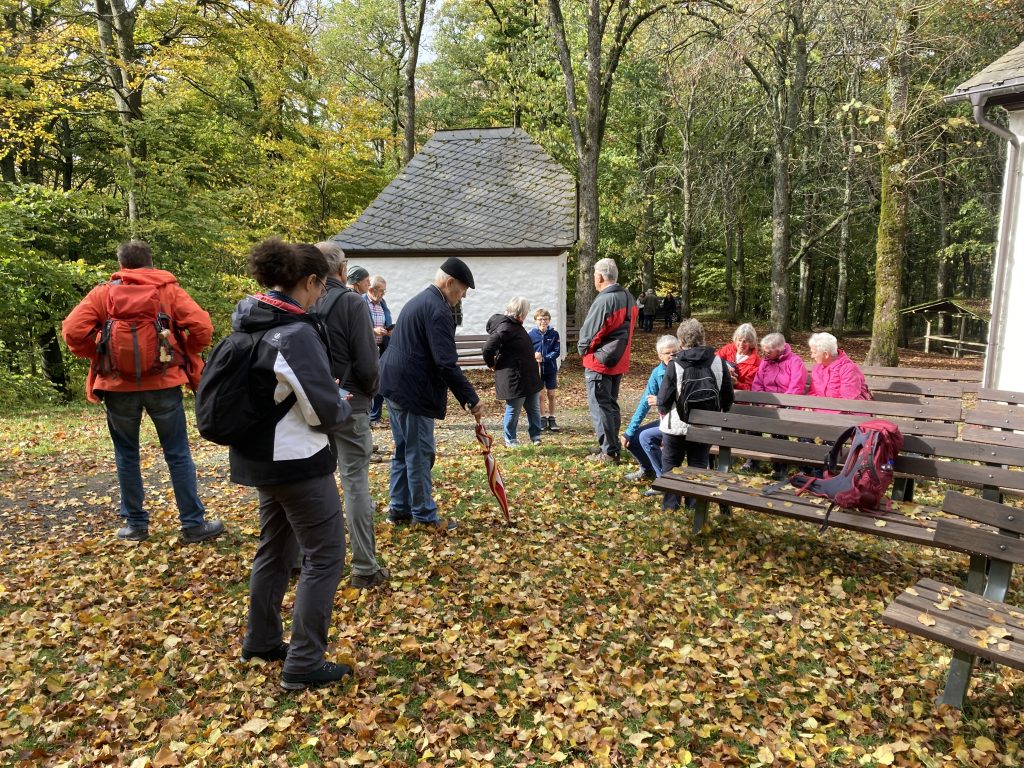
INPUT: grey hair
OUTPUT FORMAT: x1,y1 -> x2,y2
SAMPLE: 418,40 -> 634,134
656,334 -> 680,354
505,296 -> 530,318
434,267 -> 450,284
676,318 -> 705,349
315,241 -> 346,275
733,323 -> 757,346
808,332 -> 838,356
594,257 -> 618,282
760,332 -> 787,352
369,274 -> 386,289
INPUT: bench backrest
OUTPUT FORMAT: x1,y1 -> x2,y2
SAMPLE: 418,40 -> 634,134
932,492 -> 1024,564
962,389 -> 1024,451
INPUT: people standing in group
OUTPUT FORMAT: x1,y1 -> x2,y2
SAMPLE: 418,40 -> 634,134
807,332 -> 871,402
622,334 -> 680,496
365,274 -> 393,428
378,258 -> 484,531
528,308 -> 561,432
657,318 -> 734,512
716,323 -> 761,391
230,238 -> 353,690
578,257 -> 638,465
662,292 -> 677,328
483,297 -> 544,447
61,240 -> 224,544
641,289 -> 659,332
314,242 -> 389,591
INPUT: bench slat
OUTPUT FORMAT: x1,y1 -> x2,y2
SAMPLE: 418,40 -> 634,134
727,405 -> 959,438
882,582 -> 1024,671
860,365 -> 981,382
864,377 -> 964,398
893,455 -> 1024,494
932,520 -> 1024,563
735,391 -> 962,421
977,388 -> 1024,406
961,424 -> 1024,450
942,492 -> 1024,534
963,405 -> 1024,432
650,468 -> 947,549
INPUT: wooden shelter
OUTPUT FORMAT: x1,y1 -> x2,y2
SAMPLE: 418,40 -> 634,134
900,298 -> 990,357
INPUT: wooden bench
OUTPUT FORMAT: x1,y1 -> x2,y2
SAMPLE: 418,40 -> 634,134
649,395 -> 1024,568
456,326 -> 578,369
861,364 -> 982,394
882,492 -> 1024,708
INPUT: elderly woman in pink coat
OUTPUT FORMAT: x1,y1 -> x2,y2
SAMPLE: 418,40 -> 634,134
751,333 -> 806,395
807,332 -> 870,401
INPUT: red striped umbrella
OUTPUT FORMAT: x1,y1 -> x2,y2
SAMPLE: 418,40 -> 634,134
474,416 -> 511,523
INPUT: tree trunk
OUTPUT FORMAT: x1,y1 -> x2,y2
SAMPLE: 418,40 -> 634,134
678,96 -> 693,319
833,117 -> 856,336
398,0 -> 427,165
725,205 -> 736,323
936,140 -> 951,334
636,111 -> 666,292
736,215 -> 746,317
865,4 -> 916,367
575,150 -> 600,314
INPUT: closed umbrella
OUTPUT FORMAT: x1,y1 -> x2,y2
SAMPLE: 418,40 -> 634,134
474,415 -> 511,523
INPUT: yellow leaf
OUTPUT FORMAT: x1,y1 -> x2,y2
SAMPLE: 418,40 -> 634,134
658,637 -> 675,649
875,519 -> 886,528
872,744 -> 895,765
241,718 -> 268,735
757,745 -> 775,763
152,746 -> 180,767
400,636 -> 418,651
162,635 -> 181,650
917,613 -> 936,627
975,736 -> 997,752
628,730 -> 652,748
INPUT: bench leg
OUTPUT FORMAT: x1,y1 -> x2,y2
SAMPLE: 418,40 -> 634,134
983,559 -> 1014,604
716,446 -> 732,472
891,477 -> 914,502
692,498 -> 709,534
966,554 -> 988,595
938,651 -> 974,709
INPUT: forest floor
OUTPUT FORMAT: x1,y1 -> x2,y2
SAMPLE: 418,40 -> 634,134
3,323 -> 1021,768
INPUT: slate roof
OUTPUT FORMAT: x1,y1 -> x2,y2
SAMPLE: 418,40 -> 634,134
946,40 -> 1024,105
334,128 -> 577,256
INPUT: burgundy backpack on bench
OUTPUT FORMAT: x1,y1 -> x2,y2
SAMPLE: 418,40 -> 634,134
768,419 -> 904,531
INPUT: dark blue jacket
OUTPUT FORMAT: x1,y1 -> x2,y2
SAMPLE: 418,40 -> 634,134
379,285 -> 479,419
528,326 -> 560,375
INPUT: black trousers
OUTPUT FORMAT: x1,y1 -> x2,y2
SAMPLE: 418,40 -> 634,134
660,433 -> 710,510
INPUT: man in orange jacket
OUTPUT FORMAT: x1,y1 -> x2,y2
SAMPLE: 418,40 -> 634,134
62,241 -> 224,544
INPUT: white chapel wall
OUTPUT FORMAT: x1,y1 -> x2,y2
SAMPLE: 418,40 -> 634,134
352,255 -> 568,360
991,110 -> 1024,390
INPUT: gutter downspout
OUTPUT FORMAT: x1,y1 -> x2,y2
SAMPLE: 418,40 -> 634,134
971,93 -> 1021,389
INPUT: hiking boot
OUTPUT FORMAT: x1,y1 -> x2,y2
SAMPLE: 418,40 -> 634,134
505,440 -> 520,448
385,511 -> 412,525
280,661 -> 353,691
116,525 -> 149,542
532,438 -> 542,446
415,518 -> 457,533
351,567 -> 391,589
369,420 -> 383,429
548,418 -> 560,432
242,642 -> 289,662
643,487 -> 661,497
625,469 -> 654,482
588,446 -> 603,455
541,416 -> 551,430
180,519 -> 225,544
587,452 -> 620,465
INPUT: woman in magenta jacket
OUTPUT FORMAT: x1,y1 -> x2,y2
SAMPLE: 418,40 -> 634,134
751,333 -> 807,394
807,332 -> 870,400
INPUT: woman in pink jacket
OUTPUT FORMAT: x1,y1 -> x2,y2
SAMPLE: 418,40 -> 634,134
751,333 -> 806,394
807,332 -> 870,400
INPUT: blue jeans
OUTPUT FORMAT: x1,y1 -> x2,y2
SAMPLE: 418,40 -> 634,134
387,401 -> 439,523
103,387 -> 206,530
504,392 -> 542,444
369,393 -> 385,422
626,421 -> 663,476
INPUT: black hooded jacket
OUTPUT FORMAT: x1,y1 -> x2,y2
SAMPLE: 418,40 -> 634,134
228,294 -> 352,486
482,313 -> 543,400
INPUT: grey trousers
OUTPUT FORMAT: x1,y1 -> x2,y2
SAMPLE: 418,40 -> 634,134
585,369 -> 622,457
245,473 -> 344,675
333,412 -> 380,577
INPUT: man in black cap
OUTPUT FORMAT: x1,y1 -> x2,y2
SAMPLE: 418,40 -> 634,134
378,258 -> 484,531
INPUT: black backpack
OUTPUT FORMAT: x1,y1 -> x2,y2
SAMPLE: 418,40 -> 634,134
674,356 -> 722,421
195,330 -> 296,446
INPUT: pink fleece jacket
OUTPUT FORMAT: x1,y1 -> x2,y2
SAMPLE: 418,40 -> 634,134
752,343 -> 807,394
809,350 -> 870,400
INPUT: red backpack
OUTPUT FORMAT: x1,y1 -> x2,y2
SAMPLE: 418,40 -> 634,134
767,420 -> 904,531
95,281 -> 182,385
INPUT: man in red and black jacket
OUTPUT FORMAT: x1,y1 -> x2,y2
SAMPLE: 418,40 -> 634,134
577,257 -> 638,464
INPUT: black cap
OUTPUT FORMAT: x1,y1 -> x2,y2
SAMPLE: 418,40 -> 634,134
440,257 -> 475,289
347,265 -> 369,284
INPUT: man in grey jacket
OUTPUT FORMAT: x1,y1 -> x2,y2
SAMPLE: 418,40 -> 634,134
315,241 -> 388,589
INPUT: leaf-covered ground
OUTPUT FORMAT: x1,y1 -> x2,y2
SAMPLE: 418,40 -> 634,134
1,328 -> 1020,767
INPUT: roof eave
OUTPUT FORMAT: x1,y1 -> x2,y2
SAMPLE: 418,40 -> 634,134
329,246 -> 574,259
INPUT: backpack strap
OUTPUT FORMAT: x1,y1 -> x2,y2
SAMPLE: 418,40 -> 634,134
824,426 -> 857,475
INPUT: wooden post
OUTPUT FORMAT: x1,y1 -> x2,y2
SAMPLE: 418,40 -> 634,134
924,317 -> 931,353
957,314 -> 966,359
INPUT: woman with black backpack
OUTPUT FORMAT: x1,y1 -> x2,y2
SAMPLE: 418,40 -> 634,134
230,238 -> 353,691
